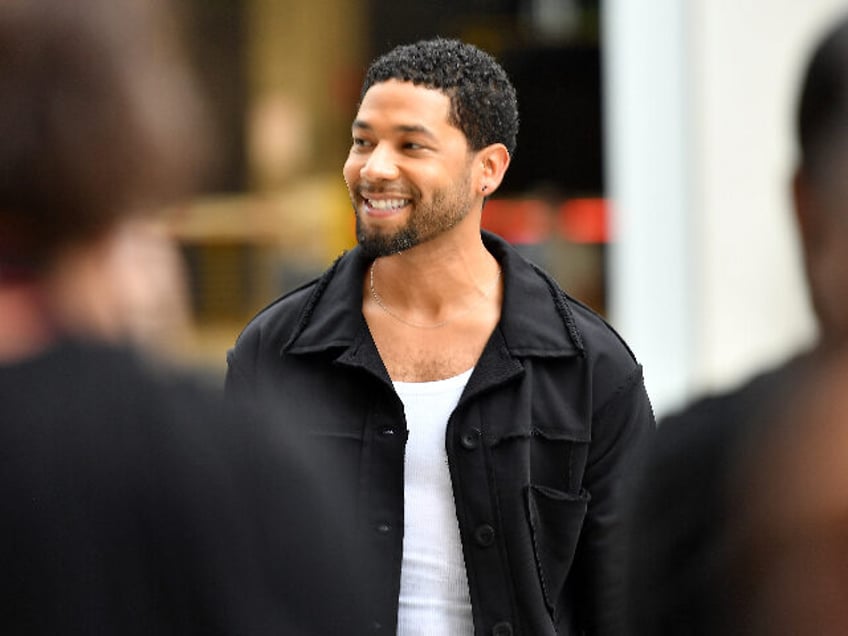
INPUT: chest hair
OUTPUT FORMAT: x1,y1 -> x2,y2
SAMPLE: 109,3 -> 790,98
369,321 -> 495,382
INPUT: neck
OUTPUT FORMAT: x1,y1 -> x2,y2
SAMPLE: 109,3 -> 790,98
0,230 -> 130,363
365,229 -> 502,329
0,280 -> 57,362
376,232 -> 497,302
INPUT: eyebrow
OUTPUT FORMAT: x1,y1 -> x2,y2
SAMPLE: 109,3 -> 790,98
352,120 -> 438,140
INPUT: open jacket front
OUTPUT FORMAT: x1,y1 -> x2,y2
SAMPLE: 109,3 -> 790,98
226,231 -> 655,636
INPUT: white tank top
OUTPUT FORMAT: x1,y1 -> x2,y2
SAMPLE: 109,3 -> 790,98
393,368 -> 474,635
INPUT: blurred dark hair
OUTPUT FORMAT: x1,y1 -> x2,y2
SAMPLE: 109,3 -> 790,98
0,0 -> 208,267
361,37 -> 519,156
797,14 -> 848,180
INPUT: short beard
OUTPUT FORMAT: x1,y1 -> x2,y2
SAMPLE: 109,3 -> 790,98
356,220 -> 418,258
352,165 -> 473,258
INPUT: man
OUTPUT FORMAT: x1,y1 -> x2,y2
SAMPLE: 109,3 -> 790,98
227,38 -> 655,635
624,14 -> 848,636
0,0 -> 354,633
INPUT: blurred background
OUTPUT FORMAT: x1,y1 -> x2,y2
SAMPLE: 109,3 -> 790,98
160,0 -> 846,417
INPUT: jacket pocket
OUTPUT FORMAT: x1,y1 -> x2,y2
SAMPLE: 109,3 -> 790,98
526,484 -> 590,620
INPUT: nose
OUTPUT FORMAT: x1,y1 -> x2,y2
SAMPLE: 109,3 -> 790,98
360,143 -> 399,181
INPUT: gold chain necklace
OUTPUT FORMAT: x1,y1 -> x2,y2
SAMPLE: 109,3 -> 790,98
369,260 -> 501,329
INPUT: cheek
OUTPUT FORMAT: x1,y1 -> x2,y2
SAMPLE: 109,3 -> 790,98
830,253 -> 848,319
827,231 -> 848,279
342,156 -> 360,185
813,235 -> 848,321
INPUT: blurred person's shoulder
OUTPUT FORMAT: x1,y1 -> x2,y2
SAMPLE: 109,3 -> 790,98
624,352 -> 813,633
0,337 -> 361,634
655,351 -> 813,463
0,336 -> 285,454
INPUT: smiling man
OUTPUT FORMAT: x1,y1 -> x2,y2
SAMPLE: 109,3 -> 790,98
227,38 -> 654,636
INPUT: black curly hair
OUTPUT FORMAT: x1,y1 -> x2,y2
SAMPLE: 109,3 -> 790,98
360,37 -> 519,156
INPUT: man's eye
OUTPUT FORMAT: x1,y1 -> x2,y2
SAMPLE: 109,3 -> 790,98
404,142 -> 424,150
352,138 -> 371,148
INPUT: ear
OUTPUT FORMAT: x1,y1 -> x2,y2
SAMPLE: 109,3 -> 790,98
475,143 -> 511,196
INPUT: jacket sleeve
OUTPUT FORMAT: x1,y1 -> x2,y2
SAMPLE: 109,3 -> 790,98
573,364 -> 655,635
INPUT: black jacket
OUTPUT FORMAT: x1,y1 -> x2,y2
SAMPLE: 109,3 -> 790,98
0,338 -> 358,635
227,231 -> 655,635
623,354 -> 809,636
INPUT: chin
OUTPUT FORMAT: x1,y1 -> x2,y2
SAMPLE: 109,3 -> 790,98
357,227 -> 419,259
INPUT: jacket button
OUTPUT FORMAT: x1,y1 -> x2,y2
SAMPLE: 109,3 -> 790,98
492,621 -> 513,636
379,427 -> 396,437
376,523 -> 391,534
460,429 -> 480,450
474,524 -> 495,547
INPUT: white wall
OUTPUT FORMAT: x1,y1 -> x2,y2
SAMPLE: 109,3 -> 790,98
604,0 -> 848,418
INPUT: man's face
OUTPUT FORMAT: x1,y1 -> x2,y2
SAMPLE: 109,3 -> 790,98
802,151 -> 848,344
342,79 -> 478,258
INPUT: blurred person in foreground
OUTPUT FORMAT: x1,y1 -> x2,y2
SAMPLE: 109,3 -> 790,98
624,13 -> 848,636
727,351 -> 848,635
0,0 -> 355,633
227,37 -> 655,635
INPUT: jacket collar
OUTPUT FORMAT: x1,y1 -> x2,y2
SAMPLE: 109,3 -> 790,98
283,231 -> 583,359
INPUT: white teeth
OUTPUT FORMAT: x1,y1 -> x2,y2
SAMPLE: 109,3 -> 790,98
367,198 -> 409,210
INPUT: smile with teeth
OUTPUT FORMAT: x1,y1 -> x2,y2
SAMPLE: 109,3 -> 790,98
366,198 -> 411,211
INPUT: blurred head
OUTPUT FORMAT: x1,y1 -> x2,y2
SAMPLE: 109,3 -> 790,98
344,39 -> 516,256
0,0 -> 207,273
794,14 -> 848,345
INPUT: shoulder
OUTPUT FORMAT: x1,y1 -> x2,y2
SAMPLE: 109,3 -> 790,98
233,275 -> 324,351
661,354 -> 804,433
552,283 -> 646,408
652,353 -> 808,471
1,338 -> 283,478
233,248 -> 363,352
507,252 -> 647,414
516,249 -> 640,371
566,292 -> 640,369
504,243 -> 640,372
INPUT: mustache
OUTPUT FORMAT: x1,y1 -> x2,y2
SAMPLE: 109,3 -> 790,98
354,181 -> 416,198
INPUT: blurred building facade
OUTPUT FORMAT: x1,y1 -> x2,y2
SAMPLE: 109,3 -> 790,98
605,0 -> 847,416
